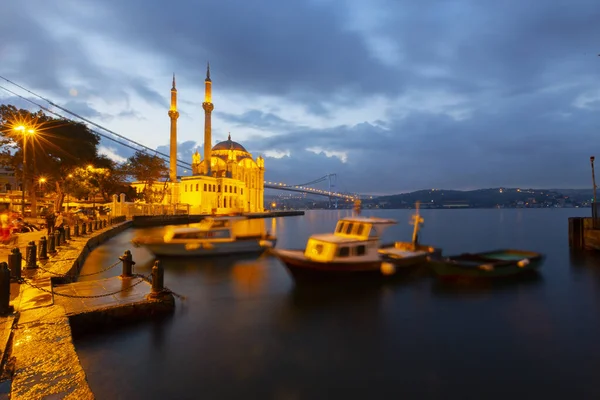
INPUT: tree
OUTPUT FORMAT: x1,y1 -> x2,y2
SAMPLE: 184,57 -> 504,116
124,151 -> 169,203
0,105 -> 101,211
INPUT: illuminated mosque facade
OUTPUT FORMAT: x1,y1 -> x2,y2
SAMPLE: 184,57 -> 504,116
168,65 -> 265,214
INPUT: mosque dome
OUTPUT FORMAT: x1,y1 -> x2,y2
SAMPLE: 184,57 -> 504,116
212,134 -> 248,153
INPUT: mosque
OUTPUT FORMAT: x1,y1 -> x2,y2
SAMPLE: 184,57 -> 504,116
167,65 -> 265,214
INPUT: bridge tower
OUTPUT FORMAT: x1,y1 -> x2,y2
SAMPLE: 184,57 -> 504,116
328,174 -> 338,209
202,62 -> 214,176
168,73 -> 180,204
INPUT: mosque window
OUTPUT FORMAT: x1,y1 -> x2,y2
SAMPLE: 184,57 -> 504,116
224,186 -> 228,193
218,185 -> 221,192
234,187 -> 237,194
213,184 -> 216,191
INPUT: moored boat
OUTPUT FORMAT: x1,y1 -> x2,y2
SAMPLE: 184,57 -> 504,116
271,208 -> 439,281
429,249 -> 545,279
132,216 -> 276,257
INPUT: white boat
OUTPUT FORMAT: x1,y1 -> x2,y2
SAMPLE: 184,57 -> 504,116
271,210 -> 440,280
132,216 -> 276,257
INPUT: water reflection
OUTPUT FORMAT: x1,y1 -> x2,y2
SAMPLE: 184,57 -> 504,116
430,271 -> 543,299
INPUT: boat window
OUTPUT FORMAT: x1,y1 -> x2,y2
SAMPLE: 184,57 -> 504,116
336,223 -> 344,233
185,185 -> 187,192
345,223 -> 354,235
356,224 -> 365,236
368,226 -> 378,238
204,183 -> 207,191
353,245 -> 366,256
337,247 -> 350,257
196,184 -> 199,192
314,244 -> 324,255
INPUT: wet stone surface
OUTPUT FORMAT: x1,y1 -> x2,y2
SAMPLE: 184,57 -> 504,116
0,221 -> 149,399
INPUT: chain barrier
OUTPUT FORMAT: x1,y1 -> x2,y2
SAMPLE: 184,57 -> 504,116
132,272 -> 187,301
17,276 -> 148,299
19,255 -> 122,279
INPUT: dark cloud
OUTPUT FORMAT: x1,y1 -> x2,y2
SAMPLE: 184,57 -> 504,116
216,110 -> 299,131
3,0 -> 600,193
61,100 -> 106,119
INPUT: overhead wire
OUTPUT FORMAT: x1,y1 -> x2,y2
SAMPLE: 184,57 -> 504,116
0,75 -> 192,169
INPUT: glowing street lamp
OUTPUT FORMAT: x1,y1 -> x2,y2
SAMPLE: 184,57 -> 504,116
14,125 -> 35,216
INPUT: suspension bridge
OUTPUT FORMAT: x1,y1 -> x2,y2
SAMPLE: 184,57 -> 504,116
0,76 -> 362,202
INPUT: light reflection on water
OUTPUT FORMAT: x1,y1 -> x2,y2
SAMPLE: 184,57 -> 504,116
75,209 -> 600,400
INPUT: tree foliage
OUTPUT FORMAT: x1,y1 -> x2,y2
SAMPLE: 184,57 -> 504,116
0,105 -> 134,209
124,151 -> 169,203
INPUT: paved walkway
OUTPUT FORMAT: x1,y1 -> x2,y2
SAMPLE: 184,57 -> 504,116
0,220 -> 166,399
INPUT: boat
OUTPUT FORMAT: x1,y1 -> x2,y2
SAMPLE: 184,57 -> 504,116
271,209 -> 439,280
131,216 -> 276,257
378,201 -> 441,269
429,249 -> 545,279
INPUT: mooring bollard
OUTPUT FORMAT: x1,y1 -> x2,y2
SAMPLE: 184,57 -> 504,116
59,228 -> 66,245
93,220 -> 98,230
65,225 -> 71,241
109,217 -> 113,225
26,241 -> 37,269
103,219 -> 107,228
48,233 -> 56,254
54,230 -> 62,247
151,260 -> 164,296
88,221 -> 93,233
38,236 -> 48,260
74,223 -> 79,237
119,250 -> 135,277
0,262 -> 12,315
8,248 -> 21,281
81,222 -> 87,235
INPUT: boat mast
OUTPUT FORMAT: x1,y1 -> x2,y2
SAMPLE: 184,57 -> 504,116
411,201 -> 424,247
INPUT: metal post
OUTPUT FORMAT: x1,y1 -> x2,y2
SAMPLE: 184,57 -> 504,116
54,230 -> 61,247
74,223 -> 79,237
151,260 -> 164,297
25,241 -> 37,269
38,236 -> 48,260
81,222 -> 86,235
59,227 -> 66,245
88,221 -> 93,233
65,225 -> 71,241
8,248 -> 21,281
0,262 -> 12,315
94,219 -> 98,230
48,233 -> 56,254
119,250 -> 135,277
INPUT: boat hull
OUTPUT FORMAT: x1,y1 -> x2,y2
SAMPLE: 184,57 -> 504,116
135,237 -> 276,257
430,249 -> 545,279
272,248 -> 428,282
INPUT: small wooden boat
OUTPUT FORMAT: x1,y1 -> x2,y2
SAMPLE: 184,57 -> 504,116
271,206 -> 439,280
429,249 -> 545,279
132,216 -> 276,257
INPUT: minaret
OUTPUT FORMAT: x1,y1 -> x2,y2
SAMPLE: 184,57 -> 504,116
168,74 -> 180,205
202,62 -> 214,176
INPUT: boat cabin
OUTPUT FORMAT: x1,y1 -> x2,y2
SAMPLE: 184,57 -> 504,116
163,216 -> 267,242
304,217 -> 396,262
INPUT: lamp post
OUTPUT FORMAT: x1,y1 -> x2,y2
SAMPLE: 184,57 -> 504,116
14,126 -> 35,216
66,174 -> 73,212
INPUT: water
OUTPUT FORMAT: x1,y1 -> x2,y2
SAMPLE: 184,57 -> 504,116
75,209 -> 600,400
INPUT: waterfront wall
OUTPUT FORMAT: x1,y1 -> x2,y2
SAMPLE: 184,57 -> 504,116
132,210 -> 305,228
568,217 -> 600,250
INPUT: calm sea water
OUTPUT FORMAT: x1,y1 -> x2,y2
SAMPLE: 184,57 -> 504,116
75,209 -> 600,400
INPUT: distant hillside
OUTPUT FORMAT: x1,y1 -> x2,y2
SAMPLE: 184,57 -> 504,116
363,188 -> 590,208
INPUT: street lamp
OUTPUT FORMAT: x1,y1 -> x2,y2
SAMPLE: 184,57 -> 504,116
14,126 -> 35,216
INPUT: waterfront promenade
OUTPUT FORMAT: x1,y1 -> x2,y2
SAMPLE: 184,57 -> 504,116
0,221 -> 174,399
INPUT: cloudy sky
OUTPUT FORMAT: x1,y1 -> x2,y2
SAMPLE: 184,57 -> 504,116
1,0 -> 599,194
